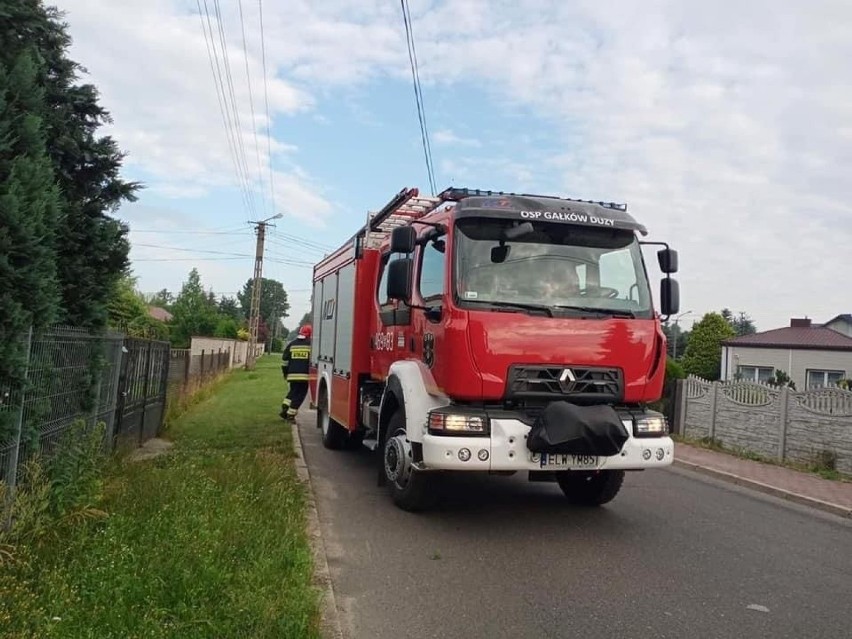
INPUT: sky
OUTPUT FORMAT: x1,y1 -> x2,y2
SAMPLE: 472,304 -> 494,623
54,0 -> 852,332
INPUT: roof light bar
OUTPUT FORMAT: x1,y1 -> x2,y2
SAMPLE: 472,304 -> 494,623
438,186 -> 628,212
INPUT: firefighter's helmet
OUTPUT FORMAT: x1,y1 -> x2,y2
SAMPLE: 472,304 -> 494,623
298,324 -> 312,338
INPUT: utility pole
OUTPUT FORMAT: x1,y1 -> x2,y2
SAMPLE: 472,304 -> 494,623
246,213 -> 282,370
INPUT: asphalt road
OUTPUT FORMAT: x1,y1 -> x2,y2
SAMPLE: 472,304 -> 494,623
297,411 -> 852,639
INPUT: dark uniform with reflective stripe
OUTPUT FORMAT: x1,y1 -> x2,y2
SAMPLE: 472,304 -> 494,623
280,335 -> 311,419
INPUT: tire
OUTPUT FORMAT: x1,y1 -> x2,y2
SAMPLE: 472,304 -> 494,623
556,469 -> 625,506
382,410 -> 437,512
345,429 -> 365,451
318,388 -> 347,450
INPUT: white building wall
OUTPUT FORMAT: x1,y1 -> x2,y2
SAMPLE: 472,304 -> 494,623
721,345 -> 852,390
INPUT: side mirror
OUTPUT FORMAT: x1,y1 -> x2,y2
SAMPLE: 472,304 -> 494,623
390,226 -> 416,254
387,258 -> 413,301
660,278 -> 680,316
657,248 -> 678,274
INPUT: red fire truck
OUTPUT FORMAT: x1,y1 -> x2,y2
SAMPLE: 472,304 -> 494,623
309,187 -> 680,511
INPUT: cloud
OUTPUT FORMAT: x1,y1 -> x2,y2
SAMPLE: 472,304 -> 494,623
59,0 -> 315,199
55,0 -> 852,330
433,129 -> 481,147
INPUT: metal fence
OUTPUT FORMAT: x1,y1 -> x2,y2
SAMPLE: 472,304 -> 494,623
113,338 -> 171,447
1,327 -> 124,490
0,328 -> 232,502
166,348 -> 231,404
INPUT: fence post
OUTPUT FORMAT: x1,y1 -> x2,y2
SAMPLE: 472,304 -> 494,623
3,326 -> 33,530
89,344 -> 104,430
156,344 -> 170,437
104,339 -> 125,454
201,350 -> 206,382
138,341 -> 153,446
778,386 -> 790,462
182,350 -> 190,395
677,378 -> 689,435
709,381 -> 720,441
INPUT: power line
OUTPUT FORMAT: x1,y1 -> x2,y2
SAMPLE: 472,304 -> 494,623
257,0 -> 277,212
400,0 -> 436,195
129,228 -> 253,235
134,257 -> 248,262
237,0 -> 267,218
134,256 -> 313,268
196,0 -> 253,215
211,0 -> 258,215
132,242 -> 254,257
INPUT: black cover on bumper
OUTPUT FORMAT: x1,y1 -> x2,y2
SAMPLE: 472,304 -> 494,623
526,402 -> 629,456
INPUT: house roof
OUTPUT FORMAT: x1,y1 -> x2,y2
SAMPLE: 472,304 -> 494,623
825,314 -> 852,326
148,306 -> 173,322
723,326 -> 852,352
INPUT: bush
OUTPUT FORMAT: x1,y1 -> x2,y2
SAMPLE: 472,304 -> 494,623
1,419 -> 107,552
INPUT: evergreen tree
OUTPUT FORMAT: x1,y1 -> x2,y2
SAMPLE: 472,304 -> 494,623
218,296 -> 242,322
5,1 -> 141,329
169,269 -> 221,348
721,308 -> 757,336
0,49 -> 61,410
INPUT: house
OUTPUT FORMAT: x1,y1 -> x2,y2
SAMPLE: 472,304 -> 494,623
720,315 -> 852,390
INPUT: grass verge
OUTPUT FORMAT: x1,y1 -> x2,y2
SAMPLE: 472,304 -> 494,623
0,355 -> 319,638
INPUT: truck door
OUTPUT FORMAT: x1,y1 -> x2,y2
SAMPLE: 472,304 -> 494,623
372,252 -> 412,376
410,234 -> 450,390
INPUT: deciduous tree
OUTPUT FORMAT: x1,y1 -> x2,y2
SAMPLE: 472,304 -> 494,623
681,312 -> 736,380
237,277 -> 290,328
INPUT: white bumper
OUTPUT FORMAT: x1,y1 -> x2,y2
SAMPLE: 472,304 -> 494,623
420,417 -> 674,472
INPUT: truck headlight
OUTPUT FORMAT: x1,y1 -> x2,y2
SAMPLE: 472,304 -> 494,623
633,415 -> 668,437
428,409 -> 488,436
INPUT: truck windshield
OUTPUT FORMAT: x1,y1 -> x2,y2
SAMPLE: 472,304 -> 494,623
453,218 -> 653,317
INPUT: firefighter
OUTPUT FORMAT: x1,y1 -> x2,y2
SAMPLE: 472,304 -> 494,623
280,324 -> 312,420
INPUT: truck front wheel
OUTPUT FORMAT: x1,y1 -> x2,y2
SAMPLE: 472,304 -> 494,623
556,469 -> 624,506
383,410 -> 436,512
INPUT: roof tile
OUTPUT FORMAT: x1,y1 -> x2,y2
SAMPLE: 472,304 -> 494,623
723,326 -> 852,351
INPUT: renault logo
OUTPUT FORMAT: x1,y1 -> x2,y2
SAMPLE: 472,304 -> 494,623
559,368 -> 576,391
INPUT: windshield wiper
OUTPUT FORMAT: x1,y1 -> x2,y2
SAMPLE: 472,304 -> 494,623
554,305 -> 636,318
483,301 -> 554,317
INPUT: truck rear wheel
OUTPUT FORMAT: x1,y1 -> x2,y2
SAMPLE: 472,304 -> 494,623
383,410 -> 436,512
318,389 -> 347,450
556,469 -> 624,506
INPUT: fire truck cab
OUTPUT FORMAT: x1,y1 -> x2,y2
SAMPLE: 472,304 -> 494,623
310,187 -> 680,512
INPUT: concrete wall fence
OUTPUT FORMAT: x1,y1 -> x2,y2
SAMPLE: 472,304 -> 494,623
189,337 -> 262,369
676,376 -> 852,474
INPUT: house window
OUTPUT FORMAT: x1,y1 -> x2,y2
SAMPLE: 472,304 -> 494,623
737,365 -> 774,383
806,369 -> 845,389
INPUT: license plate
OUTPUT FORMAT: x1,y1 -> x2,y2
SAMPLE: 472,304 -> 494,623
537,453 -> 599,469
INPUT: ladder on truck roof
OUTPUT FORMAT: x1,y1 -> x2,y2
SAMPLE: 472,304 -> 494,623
363,188 -> 441,250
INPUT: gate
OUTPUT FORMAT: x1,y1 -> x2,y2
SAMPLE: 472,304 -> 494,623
114,338 -> 171,446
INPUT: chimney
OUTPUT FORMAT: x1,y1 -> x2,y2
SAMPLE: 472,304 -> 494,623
790,318 -> 812,328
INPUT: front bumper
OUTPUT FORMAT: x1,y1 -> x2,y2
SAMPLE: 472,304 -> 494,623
420,417 -> 673,472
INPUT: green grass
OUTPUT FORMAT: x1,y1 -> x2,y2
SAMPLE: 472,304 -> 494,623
0,355 -> 319,638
